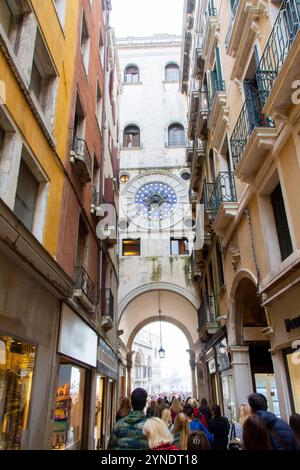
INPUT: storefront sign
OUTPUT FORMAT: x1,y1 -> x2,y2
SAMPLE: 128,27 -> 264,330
58,304 -> 98,367
97,337 -> 118,379
97,360 -> 118,380
285,315 -> 300,332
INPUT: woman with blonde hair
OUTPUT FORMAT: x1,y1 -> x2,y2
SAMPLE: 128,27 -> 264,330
170,397 -> 182,424
143,418 -> 179,450
116,397 -> 132,421
229,404 -> 251,447
161,408 -> 172,430
173,405 -> 191,450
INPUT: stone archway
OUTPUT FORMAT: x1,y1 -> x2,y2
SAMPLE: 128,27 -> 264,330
118,288 -> 199,398
228,271 -> 271,410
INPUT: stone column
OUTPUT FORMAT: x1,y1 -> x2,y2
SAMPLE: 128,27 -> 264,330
270,348 -> 291,422
187,349 -> 197,398
229,345 -> 253,409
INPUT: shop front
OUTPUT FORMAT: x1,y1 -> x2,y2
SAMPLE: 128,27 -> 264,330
52,303 -> 98,451
94,337 -> 118,450
265,282 -> 300,420
204,331 -> 236,421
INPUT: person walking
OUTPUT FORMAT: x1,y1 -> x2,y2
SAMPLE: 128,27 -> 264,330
143,417 -> 179,450
154,397 -> 168,418
248,393 -> 295,450
146,400 -> 156,419
199,398 -> 212,422
161,408 -> 173,430
188,405 -> 214,444
208,404 -> 230,450
188,398 -> 208,428
173,405 -> 191,450
170,397 -> 182,424
243,415 -> 273,450
228,404 -> 251,448
108,388 -> 148,450
116,397 -> 131,421
289,413 -> 300,449
187,431 -> 211,451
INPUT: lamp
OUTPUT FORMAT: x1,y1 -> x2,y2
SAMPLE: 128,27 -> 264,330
158,292 -> 165,359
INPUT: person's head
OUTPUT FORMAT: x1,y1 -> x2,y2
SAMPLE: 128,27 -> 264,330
187,398 -> 197,409
148,399 -> 156,410
211,404 -> 221,418
248,393 -> 268,413
143,418 -> 173,449
118,397 -> 131,412
200,398 -> 208,408
170,397 -> 182,414
131,388 -> 147,412
239,404 -> 251,426
187,431 -> 211,451
161,408 -> 172,427
183,404 -> 194,418
157,397 -> 162,405
289,413 -> 300,435
243,415 -> 272,450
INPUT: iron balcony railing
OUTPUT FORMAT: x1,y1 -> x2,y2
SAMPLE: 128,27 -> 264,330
73,136 -> 92,175
209,79 -> 226,112
74,266 -> 96,304
198,295 -> 218,329
102,288 -> 114,321
201,179 -> 215,211
230,89 -> 274,169
225,0 -> 240,49
208,172 -> 237,219
256,0 -> 300,104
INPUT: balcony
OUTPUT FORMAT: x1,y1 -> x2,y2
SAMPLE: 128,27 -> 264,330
228,1 -> 266,80
203,6 -> 220,71
230,90 -> 277,182
256,0 -> 300,120
208,172 -> 238,236
196,90 -> 209,138
190,140 -> 206,190
193,35 -> 205,80
70,137 -> 92,183
73,266 -> 96,313
208,80 -> 229,151
186,140 -> 194,163
91,187 -> 105,217
101,288 -> 115,331
188,90 -> 200,139
198,295 -> 219,339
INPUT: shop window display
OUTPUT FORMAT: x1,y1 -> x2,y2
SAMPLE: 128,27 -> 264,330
286,350 -> 300,413
0,336 -> 36,450
52,363 -> 85,450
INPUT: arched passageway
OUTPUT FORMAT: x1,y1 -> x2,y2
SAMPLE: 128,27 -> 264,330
227,274 -> 278,414
118,289 -> 199,397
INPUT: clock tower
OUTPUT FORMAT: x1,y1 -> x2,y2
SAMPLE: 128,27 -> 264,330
117,35 -> 199,397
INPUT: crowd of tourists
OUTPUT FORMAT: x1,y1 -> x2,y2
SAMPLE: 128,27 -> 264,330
108,389 -> 300,451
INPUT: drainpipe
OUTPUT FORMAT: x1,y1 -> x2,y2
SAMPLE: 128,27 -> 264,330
244,208 -> 261,293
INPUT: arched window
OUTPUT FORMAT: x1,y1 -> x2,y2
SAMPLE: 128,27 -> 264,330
123,125 -> 140,147
124,65 -> 140,83
168,123 -> 185,146
165,63 -> 180,81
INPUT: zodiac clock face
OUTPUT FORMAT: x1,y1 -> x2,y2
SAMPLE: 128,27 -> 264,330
122,173 -> 190,230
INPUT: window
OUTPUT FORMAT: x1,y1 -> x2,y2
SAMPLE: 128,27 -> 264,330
96,80 -> 103,128
14,158 -> 39,231
122,239 -> 140,256
123,125 -> 140,148
76,216 -> 88,267
81,11 -> 90,75
270,184 -> 293,261
52,361 -> 86,450
124,65 -> 139,83
0,0 -> 12,37
168,124 -> 185,146
0,1 -> 31,53
0,335 -> 37,450
53,0 -> 66,27
170,238 -> 189,256
216,239 -> 225,288
29,30 -> 58,127
73,93 -> 86,145
165,63 -> 180,81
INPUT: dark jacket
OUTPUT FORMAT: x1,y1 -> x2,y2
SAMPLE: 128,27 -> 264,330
257,410 -> 296,450
208,416 -> 230,450
108,411 -> 148,450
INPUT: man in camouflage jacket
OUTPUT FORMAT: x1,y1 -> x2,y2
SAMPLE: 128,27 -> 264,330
108,388 -> 148,450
